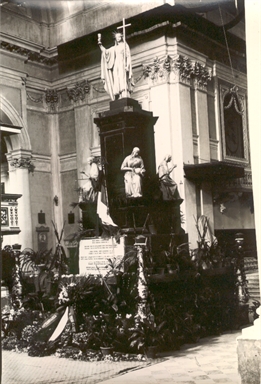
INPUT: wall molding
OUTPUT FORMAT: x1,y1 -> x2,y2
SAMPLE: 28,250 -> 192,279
60,153 -> 77,173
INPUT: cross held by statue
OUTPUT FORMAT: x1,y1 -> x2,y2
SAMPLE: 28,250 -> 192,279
117,18 -> 131,42
117,18 -> 131,97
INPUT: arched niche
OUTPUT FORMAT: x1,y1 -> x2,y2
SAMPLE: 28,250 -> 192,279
1,94 -> 33,248
0,95 -> 31,153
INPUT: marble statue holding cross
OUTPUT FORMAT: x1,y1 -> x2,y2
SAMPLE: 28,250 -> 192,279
98,18 -> 134,100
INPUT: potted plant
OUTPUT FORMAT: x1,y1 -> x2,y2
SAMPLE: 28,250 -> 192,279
81,311 -> 117,355
98,314 -> 116,355
129,316 -> 166,358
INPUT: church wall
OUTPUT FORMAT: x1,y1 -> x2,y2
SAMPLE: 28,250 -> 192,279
58,110 -> 76,155
26,65 -> 57,83
0,55 -> 25,79
74,104 -> 93,176
69,104 -> 96,230
1,9 -> 48,47
27,110 -> 50,155
60,170 -> 80,241
214,199 -> 255,230
49,2 -> 165,48
29,171 -> 54,251
0,84 -> 22,117
0,51 -> 55,87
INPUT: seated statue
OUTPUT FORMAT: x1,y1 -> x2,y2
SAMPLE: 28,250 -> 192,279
121,147 -> 146,198
158,154 -> 181,201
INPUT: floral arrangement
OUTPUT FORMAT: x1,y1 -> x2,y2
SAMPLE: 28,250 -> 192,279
1,306 -> 45,352
2,227 -> 255,362
57,274 -> 101,306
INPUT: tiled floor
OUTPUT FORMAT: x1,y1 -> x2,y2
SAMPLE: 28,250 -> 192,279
101,331 -> 241,384
2,331 -> 241,384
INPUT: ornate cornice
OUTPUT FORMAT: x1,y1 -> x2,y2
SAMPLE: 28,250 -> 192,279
0,40 -> 58,66
142,54 -> 212,86
67,80 -> 90,102
25,51 -> 58,66
1,41 -> 28,57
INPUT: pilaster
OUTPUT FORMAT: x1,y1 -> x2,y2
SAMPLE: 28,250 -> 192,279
169,77 -> 197,243
192,79 -> 214,230
74,104 -> 93,178
150,82 -> 173,168
49,113 -> 63,245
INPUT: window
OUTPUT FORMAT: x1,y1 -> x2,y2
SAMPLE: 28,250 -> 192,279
220,83 -> 249,164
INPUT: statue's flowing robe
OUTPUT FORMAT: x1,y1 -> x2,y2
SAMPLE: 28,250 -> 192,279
158,161 -> 181,200
121,155 -> 145,198
101,41 -> 132,100
81,162 -> 100,202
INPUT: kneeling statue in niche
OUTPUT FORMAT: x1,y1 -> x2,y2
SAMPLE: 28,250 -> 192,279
121,147 -> 146,198
158,154 -> 181,200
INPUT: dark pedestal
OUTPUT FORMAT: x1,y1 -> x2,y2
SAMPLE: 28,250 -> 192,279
94,98 -> 158,205
79,202 -> 99,235
94,97 -> 186,243
113,199 -> 184,235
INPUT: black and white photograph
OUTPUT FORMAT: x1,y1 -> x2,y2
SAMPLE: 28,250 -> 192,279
1,1 -> 260,383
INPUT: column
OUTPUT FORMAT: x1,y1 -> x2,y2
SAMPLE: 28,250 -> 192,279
6,151 -> 33,249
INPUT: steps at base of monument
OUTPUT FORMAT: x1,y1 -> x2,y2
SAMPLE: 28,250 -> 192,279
246,270 -> 260,302
244,257 -> 258,272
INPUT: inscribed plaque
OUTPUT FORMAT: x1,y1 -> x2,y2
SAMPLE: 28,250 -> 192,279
79,236 -> 125,276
